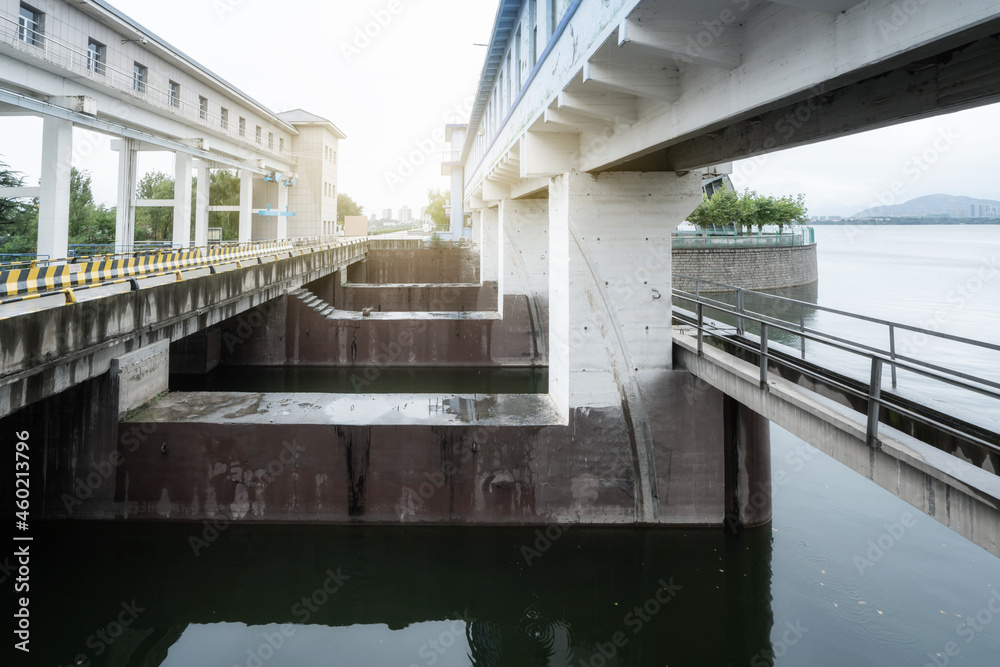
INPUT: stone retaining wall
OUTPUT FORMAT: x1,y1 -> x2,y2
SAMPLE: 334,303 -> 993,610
673,243 -> 818,292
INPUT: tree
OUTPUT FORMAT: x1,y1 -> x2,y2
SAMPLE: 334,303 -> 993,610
209,170 -> 241,240
687,186 -> 808,234
68,168 -> 115,247
337,193 -> 363,223
0,158 -> 37,255
426,189 -> 450,230
135,170 -> 174,242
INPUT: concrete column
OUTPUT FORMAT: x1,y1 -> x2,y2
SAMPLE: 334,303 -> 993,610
450,167 -> 464,242
724,396 -> 772,529
276,181 -> 289,240
114,138 -> 138,253
172,152 -> 192,248
239,169 -> 253,243
194,164 -> 210,247
547,177 -> 571,419
480,205 -> 502,296
37,117 -> 72,260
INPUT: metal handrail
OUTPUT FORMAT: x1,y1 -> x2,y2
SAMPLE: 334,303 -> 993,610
0,11 -> 299,164
672,282 -> 1000,458
673,227 -> 815,248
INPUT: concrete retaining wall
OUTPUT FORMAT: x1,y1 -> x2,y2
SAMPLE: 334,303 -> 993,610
339,282 -> 498,312
360,249 -> 480,284
672,244 -> 818,292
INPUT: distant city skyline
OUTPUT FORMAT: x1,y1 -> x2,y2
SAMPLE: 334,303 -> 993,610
1,1 -> 998,220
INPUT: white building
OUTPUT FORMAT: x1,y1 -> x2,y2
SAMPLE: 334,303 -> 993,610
0,0 -> 343,256
398,205 -> 412,224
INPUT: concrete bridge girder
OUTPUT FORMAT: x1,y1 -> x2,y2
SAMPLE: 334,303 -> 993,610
462,0 -> 1000,205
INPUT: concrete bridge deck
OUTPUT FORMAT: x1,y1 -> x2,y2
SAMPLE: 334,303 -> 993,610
671,284 -> 1000,557
0,238 -> 368,418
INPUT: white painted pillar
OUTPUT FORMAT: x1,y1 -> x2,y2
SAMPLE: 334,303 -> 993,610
114,138 -> 139,254
548,177 -> 571,419
172,152 -> 192,248
37,117 -> 72,260
276,181 -> 289,240
239,169 -> 253,244
194,163 -> 210,247
450,167 -> 464,242
480,205 -> 501,293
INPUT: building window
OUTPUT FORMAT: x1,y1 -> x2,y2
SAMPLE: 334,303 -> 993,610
255,126 -> 262,145
133,62 -> 147,93
331,150 -> 337,164
268,132 -> 274,150
87,39 -> 105,75
199,96 -> 208,120
279,137 -> 284,153
18,4 -> 42,47
168,81 -> 180,108
238,117 -> 246,138
220,108 -> 229,129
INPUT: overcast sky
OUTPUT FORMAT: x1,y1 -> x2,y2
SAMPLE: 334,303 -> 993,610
2,0 -> 998,219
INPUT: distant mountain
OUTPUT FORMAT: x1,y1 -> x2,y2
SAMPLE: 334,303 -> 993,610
852,194 -> 1000,218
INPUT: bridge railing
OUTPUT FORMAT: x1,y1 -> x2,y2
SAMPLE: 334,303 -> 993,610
0,238 -> 366,306
672,275 -> 1000,459
672,227 -> 815,248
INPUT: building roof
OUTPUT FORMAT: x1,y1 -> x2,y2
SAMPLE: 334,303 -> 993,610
277,109 -> 347,139
87,0 -> 298,133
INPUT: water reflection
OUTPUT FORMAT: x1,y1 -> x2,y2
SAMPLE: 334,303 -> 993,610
32,522 -> 772,666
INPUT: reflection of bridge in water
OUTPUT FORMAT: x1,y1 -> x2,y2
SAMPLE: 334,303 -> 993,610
32,522 -> 773,666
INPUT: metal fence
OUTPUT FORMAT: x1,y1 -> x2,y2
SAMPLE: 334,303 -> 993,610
672,275 -> 1000,459
673,227 -> 815,248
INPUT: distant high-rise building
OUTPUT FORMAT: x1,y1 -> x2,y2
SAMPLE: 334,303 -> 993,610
399,206 -> 413,224
381,208 -> 393,221
369,213 -> 377,223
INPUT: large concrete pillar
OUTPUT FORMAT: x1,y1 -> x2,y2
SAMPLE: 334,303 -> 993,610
450,167 -> 464,242
547,179 -> 571,419
37,117 -> 72,260
276,181 -> 289,240
550,171 -> 709,520
172,153 -> 193,248
724,396 -> 773,529
194,164 -> 210,247
480,205 -> 502,297
114,138 -> 139,254
239,169 -> 253,243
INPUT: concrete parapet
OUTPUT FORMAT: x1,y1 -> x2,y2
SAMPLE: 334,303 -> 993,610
112,340 -> 170,418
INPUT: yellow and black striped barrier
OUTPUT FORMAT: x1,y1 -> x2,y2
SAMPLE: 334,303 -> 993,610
0,239 -> 361,304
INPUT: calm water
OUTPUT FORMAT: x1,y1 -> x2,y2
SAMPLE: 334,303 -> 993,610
18,226 -> 1000,666
679,225 -> 1000,432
